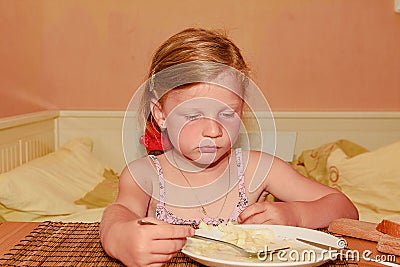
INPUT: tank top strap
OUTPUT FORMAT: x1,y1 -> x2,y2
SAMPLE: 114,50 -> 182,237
235,148 -> 245,191
234,148 -> 249,212
148,155 -> 166,205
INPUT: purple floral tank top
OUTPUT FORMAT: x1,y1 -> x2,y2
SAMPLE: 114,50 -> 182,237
148,148 -> 248,226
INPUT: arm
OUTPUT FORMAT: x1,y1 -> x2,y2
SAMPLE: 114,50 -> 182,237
238,152 -> 358,228
100,160 -> 194,267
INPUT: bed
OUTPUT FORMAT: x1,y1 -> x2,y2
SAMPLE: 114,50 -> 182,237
0,110 -> 399,223
0,134 -> 118,222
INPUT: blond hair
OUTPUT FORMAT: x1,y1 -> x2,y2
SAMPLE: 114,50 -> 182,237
141,28 -> 249,131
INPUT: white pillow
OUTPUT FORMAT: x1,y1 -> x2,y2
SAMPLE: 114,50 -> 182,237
0,137 -> 106,216
327,141 -> 400,223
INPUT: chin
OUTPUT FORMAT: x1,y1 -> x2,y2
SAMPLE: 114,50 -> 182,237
192,151 -> 228,166
192,158 -> 217,166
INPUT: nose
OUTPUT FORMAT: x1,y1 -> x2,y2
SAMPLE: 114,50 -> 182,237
202,118 -> 223,138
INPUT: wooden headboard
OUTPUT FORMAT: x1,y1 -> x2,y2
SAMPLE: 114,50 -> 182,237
0,111 -> 57,173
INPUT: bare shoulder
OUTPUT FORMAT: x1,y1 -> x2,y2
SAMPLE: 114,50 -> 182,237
243,150 -> 276,173
119,156 -> 156,194
115,156 -> 156,217
242,150 -> 300,189
246,150 -> 296,171
126,156 -> 155,172
239,150 -> 275,194
246,150 -> 275,161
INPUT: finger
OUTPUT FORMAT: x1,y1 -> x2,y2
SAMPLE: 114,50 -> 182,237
138,217 -> 169,225
137,218 -> 194,240
149,240 -> 188,255
238,202 -> 267,223
240,211 -> 273,224
148,263 -> 169,267
151,224 -> 194,240
141,253 -> 176,267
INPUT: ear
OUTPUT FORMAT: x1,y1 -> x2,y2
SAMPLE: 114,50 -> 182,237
150,98 -> 166,129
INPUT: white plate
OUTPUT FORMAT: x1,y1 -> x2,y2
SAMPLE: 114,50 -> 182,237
182,224 -> 343,267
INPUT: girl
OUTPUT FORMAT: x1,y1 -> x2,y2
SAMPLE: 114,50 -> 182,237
100,28 -> 358,267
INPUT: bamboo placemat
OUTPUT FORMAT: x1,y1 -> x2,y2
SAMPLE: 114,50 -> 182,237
0,221 -> 356,266
0,221 -> 121,266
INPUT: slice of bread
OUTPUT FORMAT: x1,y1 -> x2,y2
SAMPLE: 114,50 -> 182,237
377,234 -> 400,256
376,216 -> 400,238
328,218 -> 382,242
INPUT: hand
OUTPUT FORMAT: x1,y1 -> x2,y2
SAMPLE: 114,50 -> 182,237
105,217 -> 194,267
237,201 -> 299,226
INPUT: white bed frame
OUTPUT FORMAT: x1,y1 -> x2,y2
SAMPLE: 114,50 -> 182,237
1,110 -> 399,174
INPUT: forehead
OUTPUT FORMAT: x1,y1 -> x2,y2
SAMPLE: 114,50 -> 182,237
164,83 -> 243,108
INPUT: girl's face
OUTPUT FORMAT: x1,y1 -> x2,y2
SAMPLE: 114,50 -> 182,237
159,83 -> 243,165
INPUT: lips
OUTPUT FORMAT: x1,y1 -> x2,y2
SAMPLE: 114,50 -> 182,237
198,146 -> 218,153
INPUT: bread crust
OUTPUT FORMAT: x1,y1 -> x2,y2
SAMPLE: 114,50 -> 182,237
377,234 -> 400,256
328,218 -> 382,242
376,219 -> 400,238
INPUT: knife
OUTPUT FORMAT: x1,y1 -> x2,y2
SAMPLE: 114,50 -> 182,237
296,238 -> 339,250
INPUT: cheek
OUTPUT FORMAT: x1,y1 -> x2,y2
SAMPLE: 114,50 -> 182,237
178,125 -> 198,145
221,119 -> 241,145
164,115 -> 183,147
165,121 -> 198,150
178,126 -> 199,152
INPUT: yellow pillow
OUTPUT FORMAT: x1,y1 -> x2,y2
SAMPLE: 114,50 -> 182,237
74,168 -> 119,208
0,137 -> 106,218
291,139 -> 368,185
327,141 -> 400,223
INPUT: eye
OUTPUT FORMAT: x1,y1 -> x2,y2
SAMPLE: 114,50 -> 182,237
219,111 -> 236,119
185,114 -> 203,121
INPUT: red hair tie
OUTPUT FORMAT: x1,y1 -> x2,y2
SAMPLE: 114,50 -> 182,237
139,122 -> 172,152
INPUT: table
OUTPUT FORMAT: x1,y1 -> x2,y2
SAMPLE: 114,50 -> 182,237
0,221 -> 397,266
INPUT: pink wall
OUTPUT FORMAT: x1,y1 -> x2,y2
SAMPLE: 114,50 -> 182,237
1,0 -> 399,117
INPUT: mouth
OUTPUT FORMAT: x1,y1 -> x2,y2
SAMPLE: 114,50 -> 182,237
198,146 -> 219,153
